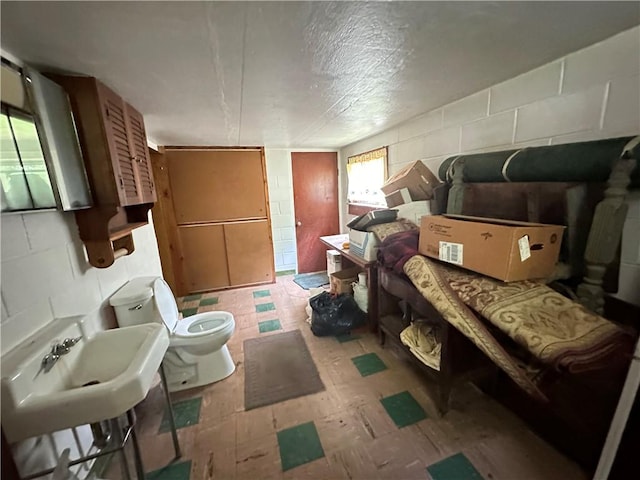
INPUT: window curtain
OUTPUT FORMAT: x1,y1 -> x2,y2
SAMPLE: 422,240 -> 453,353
347,147 -> 387,206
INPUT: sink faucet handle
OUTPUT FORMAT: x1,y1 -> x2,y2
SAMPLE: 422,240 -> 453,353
62,336 -> 82,348
52,343 -> 70,355
41,352 -> 60,373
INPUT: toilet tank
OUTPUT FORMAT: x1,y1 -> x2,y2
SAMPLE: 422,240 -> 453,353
109,277 -> 160,328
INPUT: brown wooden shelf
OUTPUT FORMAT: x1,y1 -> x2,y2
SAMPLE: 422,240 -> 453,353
109,222 -> 148,241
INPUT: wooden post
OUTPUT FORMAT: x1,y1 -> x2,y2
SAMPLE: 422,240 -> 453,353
577,157 -> 637,313
446,159 -> 465,214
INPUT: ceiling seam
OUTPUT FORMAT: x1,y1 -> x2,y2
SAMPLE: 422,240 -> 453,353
237,4 -> 248,145
203,3 -> 234,145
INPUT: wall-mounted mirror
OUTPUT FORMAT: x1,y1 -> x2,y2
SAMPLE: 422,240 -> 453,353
0,58 -> 92,213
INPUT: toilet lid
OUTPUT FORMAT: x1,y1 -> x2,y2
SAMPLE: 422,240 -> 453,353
153,278 -> 179,332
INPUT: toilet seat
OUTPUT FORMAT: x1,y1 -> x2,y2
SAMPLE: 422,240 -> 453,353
152,278 -> 234,339
173,312 -> 234,338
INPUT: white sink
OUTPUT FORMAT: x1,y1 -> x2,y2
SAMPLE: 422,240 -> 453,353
1,316 -> 169,443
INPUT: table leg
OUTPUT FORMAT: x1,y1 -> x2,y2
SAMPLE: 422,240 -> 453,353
367,265 -> 378,333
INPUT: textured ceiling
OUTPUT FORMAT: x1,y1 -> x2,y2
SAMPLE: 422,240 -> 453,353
1,1 -> 639,148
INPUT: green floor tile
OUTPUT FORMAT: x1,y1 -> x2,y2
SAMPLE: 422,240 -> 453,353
253,289 -> 271,298
276,269 -> 296,276
351,352 -> 387,377
199,297 -> 219,306
335,333 -> 361,343
180,307 -> 198,318
182,294 -> 201,302
277,421 -> 325,471
255,302 -> 276,313
380,391 -> 427,428
147,460 -> 192,480
258,319 -> 282,333
427,453 -> 483,480
159,397 -> 202,433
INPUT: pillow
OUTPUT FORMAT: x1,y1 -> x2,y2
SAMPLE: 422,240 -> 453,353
367,219 -> 418,242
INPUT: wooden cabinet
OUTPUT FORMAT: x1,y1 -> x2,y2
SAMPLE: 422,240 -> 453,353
152,148 -> 275,295
98,82 -> 155,206
51,75 -> 156,267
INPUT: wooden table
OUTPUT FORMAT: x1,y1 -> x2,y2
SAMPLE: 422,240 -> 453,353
319,234 -> 378,331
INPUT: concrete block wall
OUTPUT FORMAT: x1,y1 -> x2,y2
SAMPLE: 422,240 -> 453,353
265,149 -> 298,272
340,26 -> 640,306
1,211 -> 162,353
0,210 -> 163,476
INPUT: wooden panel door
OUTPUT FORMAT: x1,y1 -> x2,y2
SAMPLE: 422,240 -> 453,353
225,220 -> 274,285
126,104 -> 156,203
178,224 -> 230,292
97,83 -> 139,205
157,147 -> 275,294
166,149 -> 267,223
292,152 -> 339,273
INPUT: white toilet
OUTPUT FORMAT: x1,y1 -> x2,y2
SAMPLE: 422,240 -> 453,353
109,277 -> 235,392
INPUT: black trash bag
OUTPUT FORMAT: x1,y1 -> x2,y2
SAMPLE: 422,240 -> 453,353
309,291 -> 367,337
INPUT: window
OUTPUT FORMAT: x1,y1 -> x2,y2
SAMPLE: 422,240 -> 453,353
1,106 -> 56,211
347,147 -> 387,215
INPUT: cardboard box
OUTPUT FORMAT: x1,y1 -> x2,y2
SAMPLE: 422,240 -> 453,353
395,200 -> 431,226
348,229 -> 379,261
330,266 -> 362,295
381,160 -> 441,201
347,209 -> 397,230
385,187 -> 412,207
419,215 -> 565,282
327,249 -> 342,274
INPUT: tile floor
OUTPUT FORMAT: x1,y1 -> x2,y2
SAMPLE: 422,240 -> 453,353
108,275 -> 588,480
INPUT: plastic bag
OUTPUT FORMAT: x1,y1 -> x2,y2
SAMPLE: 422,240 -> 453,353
309,291 -> 367,336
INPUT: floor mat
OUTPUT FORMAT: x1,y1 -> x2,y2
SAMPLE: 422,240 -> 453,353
244,329 -> 325,410
293,271 -> 330,290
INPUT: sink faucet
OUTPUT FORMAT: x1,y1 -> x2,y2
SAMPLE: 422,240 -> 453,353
41,336 -> 82,373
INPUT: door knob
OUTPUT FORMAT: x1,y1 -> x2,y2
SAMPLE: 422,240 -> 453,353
296,221 -> 302,227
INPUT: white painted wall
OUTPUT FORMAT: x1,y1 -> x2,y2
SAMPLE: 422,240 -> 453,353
264,148 -> 340,273
341,26 -> 640,306
0,210 -> 162,476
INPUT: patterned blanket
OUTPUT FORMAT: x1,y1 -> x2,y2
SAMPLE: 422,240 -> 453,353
378,230 -> 630,401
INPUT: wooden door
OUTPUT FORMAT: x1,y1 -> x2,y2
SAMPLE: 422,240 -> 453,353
96,83 -> 138,205
168,149 -> 267,223
225,220 -> 273,285
160,148 -> 275,294
292,152 -> 339,273
179,224 -> 230,291
126,104 -> 156,203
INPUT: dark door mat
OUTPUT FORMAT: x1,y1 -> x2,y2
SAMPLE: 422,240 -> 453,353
244,329 -> 325,410
293,271 -> 329,290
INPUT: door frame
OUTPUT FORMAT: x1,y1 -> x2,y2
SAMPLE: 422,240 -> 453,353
291,151 -> 340,274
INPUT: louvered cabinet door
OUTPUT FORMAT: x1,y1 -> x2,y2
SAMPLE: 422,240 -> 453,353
126,103 -> 156,203
97,83 -> 140,205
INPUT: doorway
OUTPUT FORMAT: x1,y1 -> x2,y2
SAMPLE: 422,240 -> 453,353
291,152 -> 339,274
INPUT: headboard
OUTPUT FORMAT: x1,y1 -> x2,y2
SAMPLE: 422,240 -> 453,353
439,135 -> 639,314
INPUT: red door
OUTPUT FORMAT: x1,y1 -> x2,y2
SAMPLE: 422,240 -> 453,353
292,152 -> 339,273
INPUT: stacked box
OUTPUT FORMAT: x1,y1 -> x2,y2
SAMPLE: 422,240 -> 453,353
381,161 -> 441,205
330,267 -> 362,295
327,249 -> 342,274
419,215 -> 565,282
